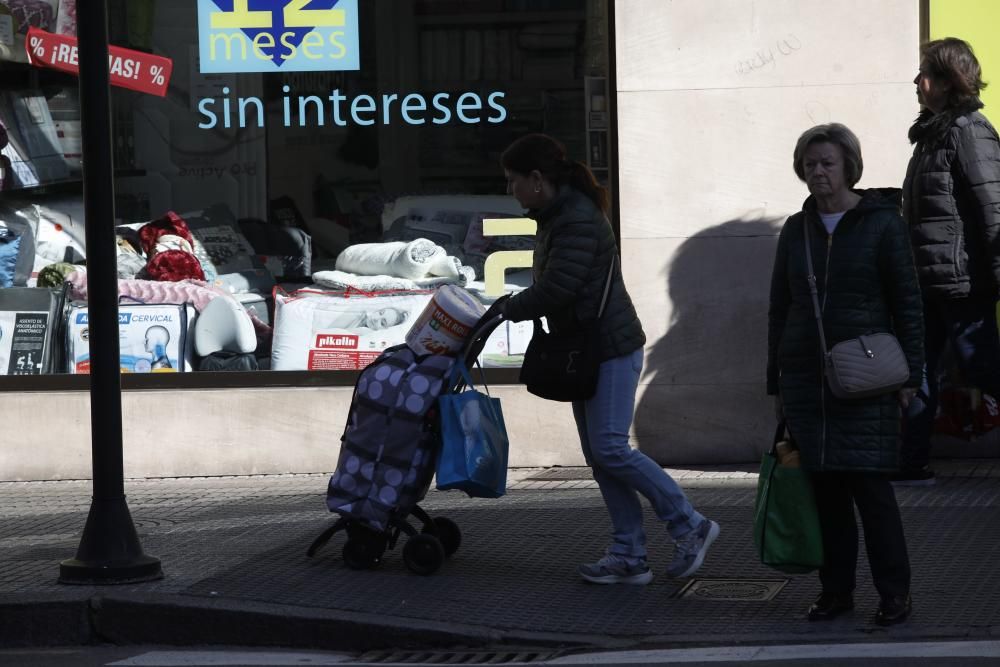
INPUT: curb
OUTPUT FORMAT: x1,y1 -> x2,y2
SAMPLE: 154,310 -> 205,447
0,596 -> 91,648
3,593 -> 991,652
1,593 -> 622,651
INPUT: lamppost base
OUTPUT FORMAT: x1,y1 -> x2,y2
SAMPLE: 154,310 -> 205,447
58,555 -> 163,585
57,495 -> 163,585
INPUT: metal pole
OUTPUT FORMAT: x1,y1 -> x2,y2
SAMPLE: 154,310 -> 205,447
59,0 -> 162,585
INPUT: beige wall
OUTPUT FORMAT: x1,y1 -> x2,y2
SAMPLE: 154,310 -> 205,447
1,386 -> 582,481
2,1 -> 925,481
616,0 -> 921,463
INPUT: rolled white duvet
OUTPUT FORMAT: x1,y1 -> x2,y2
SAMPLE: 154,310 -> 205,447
335,238 -> 452,280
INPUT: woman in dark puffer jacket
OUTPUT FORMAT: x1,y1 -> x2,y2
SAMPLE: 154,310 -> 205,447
899,38 -> 1000,484
768,123 -> 924,626
498,134 -> 718,586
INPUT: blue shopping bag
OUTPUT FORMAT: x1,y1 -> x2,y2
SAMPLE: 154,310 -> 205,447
435,361 -> 509,498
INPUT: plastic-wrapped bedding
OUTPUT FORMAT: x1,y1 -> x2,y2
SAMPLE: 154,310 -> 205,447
271,289 -> 432,371
334,239 -> 459,281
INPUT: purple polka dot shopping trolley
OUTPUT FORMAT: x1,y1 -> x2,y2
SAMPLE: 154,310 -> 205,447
306,310 -> 506,575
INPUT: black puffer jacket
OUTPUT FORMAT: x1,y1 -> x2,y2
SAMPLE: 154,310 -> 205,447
902,100 -> 1000,299
767,192 -> 924,472
501,186 -> 646,361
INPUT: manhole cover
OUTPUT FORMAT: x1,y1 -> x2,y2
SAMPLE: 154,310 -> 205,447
675,578 -> 787,601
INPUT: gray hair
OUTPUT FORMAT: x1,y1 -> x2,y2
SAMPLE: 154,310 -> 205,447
792,123 -> 864,187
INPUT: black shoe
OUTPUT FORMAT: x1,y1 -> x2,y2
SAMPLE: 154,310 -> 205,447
807,592 -> 854,621
875,595 -> 912,626
890,467 -> 936,486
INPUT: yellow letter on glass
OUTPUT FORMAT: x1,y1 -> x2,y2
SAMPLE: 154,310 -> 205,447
482,217 -> 536,297
210,0 -> 272,29
284,0 -> 346,27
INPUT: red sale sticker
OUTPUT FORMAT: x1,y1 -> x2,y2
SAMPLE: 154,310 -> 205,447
25,27 -> 173,97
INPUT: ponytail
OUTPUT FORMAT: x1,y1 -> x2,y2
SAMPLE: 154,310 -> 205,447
501,133 -> 609,214
566,160 -> 609,214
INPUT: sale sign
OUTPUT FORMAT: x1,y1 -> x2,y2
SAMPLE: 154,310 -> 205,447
25,27 -> 173,98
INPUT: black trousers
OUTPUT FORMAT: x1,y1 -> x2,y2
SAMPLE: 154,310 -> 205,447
811,471 -> 911,599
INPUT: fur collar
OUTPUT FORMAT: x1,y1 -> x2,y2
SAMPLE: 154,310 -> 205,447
908,98 -> 984,147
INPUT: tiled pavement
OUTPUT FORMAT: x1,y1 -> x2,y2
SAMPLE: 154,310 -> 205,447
2,461 -> 1000,650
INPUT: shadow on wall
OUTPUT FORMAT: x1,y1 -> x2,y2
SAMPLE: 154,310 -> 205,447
633,216 -> 785,466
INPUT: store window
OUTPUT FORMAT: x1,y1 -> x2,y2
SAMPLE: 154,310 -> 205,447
0,0 -> 614,381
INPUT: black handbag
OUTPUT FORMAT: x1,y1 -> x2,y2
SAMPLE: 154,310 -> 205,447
518,257 -> 615,402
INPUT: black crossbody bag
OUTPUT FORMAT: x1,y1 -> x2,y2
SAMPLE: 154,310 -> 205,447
518,257 -> 615,402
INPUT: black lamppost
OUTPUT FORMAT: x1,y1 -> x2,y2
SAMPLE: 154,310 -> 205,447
58,0 -> 162,584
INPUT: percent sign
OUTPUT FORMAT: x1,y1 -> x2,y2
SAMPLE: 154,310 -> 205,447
28,35 -> 46,60
149,64 -> 165,86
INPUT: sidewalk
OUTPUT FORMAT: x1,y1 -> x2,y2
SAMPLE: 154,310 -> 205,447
2,460 -> 1000,652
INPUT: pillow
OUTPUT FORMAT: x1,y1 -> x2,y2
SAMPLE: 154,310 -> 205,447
192,294 -> 257,356
271,289 -> 431,371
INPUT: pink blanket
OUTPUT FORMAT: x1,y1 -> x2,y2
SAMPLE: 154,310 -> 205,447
67,271 -> 272,336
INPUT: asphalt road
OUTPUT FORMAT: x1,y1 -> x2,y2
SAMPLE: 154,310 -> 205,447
4,641 -> 1000,667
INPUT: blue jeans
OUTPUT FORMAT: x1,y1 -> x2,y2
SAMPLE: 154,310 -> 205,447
572,348 -> 704,560
903,296 -> 1000,470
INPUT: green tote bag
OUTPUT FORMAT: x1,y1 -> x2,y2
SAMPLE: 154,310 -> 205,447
752,422 -> 824,574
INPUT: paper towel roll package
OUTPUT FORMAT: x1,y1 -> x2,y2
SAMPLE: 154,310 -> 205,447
405,285 -> 485,356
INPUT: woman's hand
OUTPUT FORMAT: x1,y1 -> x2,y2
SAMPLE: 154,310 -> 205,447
482,294 -> 510,321
898,387 -> 917,409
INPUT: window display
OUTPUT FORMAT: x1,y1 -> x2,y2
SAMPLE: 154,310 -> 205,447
0,0 -> 614,380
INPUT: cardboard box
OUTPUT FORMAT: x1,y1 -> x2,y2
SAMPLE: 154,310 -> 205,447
0,309 -> 49,374
66,302 -> 195,373
0,286 -> 63,375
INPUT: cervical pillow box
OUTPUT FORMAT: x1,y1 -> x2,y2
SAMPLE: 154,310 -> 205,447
66,302 -> 195,373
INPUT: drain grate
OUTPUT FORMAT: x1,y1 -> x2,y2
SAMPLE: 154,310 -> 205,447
354,649 -> 565,664
674,578 -> 788,601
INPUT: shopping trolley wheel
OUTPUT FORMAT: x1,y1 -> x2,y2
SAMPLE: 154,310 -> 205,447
402,534 -> 445,575
422,517 -> 462,556
342,534 -> 385,570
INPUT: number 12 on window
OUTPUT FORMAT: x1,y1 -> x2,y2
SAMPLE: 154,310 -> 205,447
211,0 -> 346,30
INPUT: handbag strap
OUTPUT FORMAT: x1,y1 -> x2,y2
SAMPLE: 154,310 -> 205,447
770,420 -> 787,456
802,220 -> 830,356
530,254 -> 616,331
596,255 -> 616,320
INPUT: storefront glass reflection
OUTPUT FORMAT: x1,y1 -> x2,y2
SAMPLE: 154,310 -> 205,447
0,0 -> 612,376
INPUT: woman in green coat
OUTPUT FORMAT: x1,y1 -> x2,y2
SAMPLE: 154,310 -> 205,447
767,123 -> 924,626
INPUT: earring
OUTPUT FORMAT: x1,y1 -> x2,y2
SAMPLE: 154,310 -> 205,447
534,186 -> 540,193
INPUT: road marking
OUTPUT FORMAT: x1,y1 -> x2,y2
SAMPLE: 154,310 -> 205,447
547,640 -> 1000,663
109,650 -> 355,665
